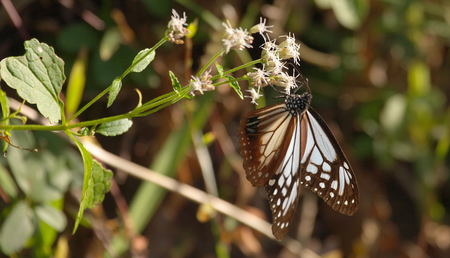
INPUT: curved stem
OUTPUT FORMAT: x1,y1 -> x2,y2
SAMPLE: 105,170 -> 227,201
196,50 -> 225,77
211,58 -> 262,81
69,37 -> 169,121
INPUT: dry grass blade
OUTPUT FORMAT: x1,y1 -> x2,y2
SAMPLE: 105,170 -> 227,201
82,140 -> 319,257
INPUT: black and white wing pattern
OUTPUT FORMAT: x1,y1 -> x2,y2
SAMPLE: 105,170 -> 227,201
263,115 -> 303,239
240,105 -> 302,239
240,93 -> 359,240
240,104 -> 295,187
298,109 -> 359,216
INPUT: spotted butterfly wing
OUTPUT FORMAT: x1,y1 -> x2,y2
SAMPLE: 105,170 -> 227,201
240,93 -> 359,239
299,109 -> 358,216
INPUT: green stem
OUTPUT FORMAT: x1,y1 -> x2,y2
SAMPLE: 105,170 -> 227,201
70,87 -> 110,121
196,50 -> 225,77
211,58 -> 262,81
121,37 -> 168,79
69,37 -> 169,121
1,88 -> 190,132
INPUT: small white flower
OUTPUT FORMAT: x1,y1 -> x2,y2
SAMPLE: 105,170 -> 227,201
247,66 -> 269,88
264,51 -> 285,75
222,21 -> 254,53
190,76 -> 203,95
167,9 -> 188,44
270,71 -> 298,94
246,88 -> 263,105
279,33 -> 301,64
261,39 -> 279,53
190,70 -> 214,96
249,17 -> 273,39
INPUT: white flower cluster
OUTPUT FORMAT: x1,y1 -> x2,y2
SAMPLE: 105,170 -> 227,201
167,9 -> 188,44
222,21 -> 254,53
190,70 -> 214,96
167,11 -> 302,104
245,21 -> 302,104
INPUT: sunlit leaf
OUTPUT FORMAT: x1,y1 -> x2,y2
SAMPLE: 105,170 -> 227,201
71,137 -> 93,233
66,48 -> 87,116
314,0 -> 332,8
215,63 -> 224,76
130,48 -> 155,73
330,0 -> 369,29
89,160 -> 113,205
186,19 -> 198,39
0,89 -> 9,152
71,136 -> 112,233
226,76 -> 243,99
96,119 -> 133,136
54,235 -> 69,258
380,94 -> 406,132
35,204 -> 67,232
107,78 -> 122,108
100,27 -> 121,61
169,71 -> 182,93
0,39 -> 65,123
408,60 -> 430,96
0,201 -> 35,255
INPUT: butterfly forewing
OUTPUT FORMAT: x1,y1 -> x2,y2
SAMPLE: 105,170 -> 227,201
299,109 -> 359,215
240,104 -> 294,186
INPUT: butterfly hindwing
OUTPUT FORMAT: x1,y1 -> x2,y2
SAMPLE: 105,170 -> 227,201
299,109 -> 359,215
265,116 -> 302,239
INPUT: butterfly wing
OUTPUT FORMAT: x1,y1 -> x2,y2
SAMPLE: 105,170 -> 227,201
240,104 -> 295,186
264,115 -> 303,239
241,105 -> 359,240
299,109 -> 359,215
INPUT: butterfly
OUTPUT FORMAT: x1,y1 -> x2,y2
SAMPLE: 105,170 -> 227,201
240,86 -> 359,240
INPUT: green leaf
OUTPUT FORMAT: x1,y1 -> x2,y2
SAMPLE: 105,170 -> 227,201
70,135 -> 112,233
96,119 -> 133,136
130,48 -> 155,73
186,19 -> 199,39
408,60 -> 430,96
314,0 -> 332,8
169,71 -> 182,93
99,27 -> 121,61
71,136 -> 93,233
66,48 -> 87,116
0,164 -> 18,198
0,39 -> 65,123
0,89 -> 9,152
215,63 -> 224,76
107,78 -> 122,108
0,201 -> 35,255
331,0 -> 369,30
89,160 -> 113,206
35,204 -> 67,232
226,76 -> 243,99
107,48 -> 155,108
380,94 -> 406,132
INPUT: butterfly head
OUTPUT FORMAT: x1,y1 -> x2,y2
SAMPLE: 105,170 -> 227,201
284,92 -> 312,116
